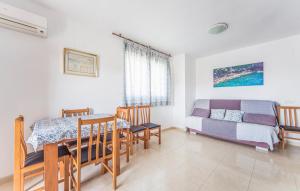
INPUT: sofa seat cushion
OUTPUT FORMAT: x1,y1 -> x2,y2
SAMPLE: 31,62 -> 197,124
25,145 -> 70,167
71,144 -> 112,164
243,113 -> 276,127
202,118 -> 237,140
192,108 -> 210,118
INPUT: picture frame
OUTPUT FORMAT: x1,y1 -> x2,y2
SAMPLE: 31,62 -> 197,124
63,48 -> 98,77
213,62 -> 264,88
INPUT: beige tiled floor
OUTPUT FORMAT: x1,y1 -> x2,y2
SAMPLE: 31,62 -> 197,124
1,128 -> 300,191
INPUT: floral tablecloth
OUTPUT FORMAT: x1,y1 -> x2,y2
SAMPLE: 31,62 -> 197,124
27,114 -> 129,151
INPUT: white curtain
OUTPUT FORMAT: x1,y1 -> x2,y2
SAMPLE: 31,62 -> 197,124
124,41 -> 171,106
124,41 -> 150,106
150,50 -> 171,106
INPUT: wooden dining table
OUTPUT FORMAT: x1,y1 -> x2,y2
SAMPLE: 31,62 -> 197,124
27,114 -> 129,190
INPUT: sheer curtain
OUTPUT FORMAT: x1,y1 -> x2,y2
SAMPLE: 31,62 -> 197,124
124,41 -> 171,106
150,50 -> 171,106
124,41 -> 150,106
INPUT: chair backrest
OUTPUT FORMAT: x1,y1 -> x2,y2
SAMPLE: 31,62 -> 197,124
277,106 -> 300,128
14,116 -> 27,168
117,106 -> 136,126
137,105 -> 151,125
116,107 -> 129,121
116,107 -> 130,133
62,108 -> 90,117
76,116 -> 116,165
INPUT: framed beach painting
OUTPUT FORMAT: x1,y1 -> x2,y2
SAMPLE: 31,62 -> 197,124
64,48 -> 98,77
213,62 -> 264,88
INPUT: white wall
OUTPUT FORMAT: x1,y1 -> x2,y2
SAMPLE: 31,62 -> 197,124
172,54 -> 186,128
0,25 -> 51,179
185,55 -> 196,116
196,34 -> 300,106
0,1 -> 174,179
171,54 -> 196,128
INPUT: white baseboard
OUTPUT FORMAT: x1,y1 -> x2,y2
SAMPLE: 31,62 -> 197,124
162,126 -> 186,132
287,139 -> 300,147
0,175 -> 13,185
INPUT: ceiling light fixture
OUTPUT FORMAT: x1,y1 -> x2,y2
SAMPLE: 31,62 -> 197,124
208,23 -> 229,35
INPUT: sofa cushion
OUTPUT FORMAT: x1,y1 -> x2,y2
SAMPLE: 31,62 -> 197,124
210,109 -> 226,120
192,108 -> 210,118
210,99 -> 241,110
241,100 -> 277,116
243,113 -> 277,127
224,110 -> 243,122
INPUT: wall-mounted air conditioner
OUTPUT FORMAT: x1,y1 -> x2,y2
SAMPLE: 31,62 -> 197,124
0,2 -> 47,38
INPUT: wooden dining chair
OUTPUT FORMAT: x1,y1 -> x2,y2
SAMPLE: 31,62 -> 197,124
62,108 -> 91,148
137,105 -> 161,145
69,116 -> 118,191
277,106 -> 300,149
14,116 -> 70,191
61,108 -> 90,117
116,107 -> 131,162
119,106 -> 147,155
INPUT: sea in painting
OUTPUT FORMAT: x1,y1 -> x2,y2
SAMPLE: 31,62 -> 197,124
213,62 -> 264,88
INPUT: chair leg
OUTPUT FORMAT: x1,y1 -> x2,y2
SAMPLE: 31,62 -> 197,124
13,168 -> 22,191
20,174 -> 24,191
281,129 -> 285,149
130,133 -> 134,155
144,129 -> 149,149
70,163 -> 74,190
64,156 -> 70,191
101,159 -> 108,174
126,134 -> 130,162
113,171 -> 117,190
59,160 -> 64,180
76,167 -> 81,191
158,126 -> 161,145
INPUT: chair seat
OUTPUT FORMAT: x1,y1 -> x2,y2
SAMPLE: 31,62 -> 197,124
281,125 -> 300,132
25,145 -> 70,167
102,133 -> 125,141
65,133 -> 125,147
71,144 -> 112,164
141,123 -> 160,129
130,125 -> 146,133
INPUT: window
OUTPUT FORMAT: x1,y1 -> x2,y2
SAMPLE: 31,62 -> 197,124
124,41 -> 171,106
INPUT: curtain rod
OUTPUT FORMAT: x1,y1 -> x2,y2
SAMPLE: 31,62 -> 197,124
112,32 -> 171,57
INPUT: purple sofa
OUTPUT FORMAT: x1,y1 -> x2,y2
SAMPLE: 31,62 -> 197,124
185,99 -> 280,151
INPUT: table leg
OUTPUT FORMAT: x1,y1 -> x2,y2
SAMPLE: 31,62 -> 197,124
44,143 -> 58,191
112,126 -> 120,190
114,129 -> 120,175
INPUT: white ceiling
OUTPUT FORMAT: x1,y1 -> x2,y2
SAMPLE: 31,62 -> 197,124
9,0 -> 300,57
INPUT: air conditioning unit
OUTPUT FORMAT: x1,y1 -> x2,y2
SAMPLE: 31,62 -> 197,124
0,2 -> 47,38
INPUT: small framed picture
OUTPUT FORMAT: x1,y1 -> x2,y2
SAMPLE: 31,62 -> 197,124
64,48 -> 98,77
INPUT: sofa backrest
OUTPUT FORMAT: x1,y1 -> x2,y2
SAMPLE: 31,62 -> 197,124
192,99 -> 278,126
193,99 -> 277,116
